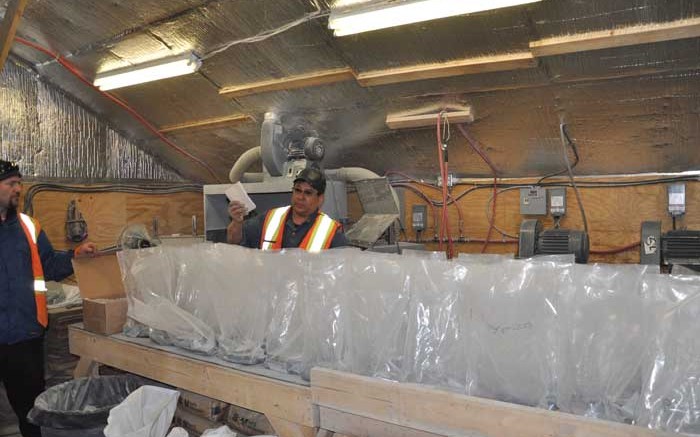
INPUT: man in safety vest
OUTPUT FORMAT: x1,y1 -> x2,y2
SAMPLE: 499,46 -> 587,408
0,160 -> 96,437
227,167 -> 347,251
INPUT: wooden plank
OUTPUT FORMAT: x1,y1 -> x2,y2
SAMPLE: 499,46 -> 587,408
27,186 -> 203,251
386,110 -> 474,130
267,416 -> 317,437
69,326 -> 316,427
530,17 -> 700,57
0,0 -> 29,71
320,407 -> 444,437
356,52 -> 536,87
219,68 -> 356,98
159,114 -> 255,134
73,357 -> 99,378
311,368 -> 677,437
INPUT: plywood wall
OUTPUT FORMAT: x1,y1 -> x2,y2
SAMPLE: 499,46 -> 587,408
396,177 -> 700,263
20,178 -> 699,264
22,184 -> 203,252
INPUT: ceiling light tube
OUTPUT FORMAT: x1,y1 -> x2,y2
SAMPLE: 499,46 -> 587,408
94,52 -> 202,91
329,0 -> 543,36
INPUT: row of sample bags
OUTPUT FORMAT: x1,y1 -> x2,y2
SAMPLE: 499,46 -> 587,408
118,244 -> 700,434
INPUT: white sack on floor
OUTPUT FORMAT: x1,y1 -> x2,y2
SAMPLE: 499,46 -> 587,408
103,386 -> 179,437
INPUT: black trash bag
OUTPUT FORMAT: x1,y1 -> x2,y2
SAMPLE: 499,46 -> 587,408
27,375 -> 146,430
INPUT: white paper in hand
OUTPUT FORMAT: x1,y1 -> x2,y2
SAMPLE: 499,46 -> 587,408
225,182 -> 256,213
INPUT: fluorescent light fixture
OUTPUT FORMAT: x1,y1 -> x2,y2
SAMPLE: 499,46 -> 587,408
94,52 -> 202,91
329,0 -> 543,36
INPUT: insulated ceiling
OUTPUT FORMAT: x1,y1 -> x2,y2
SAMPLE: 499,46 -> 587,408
4,0 -> 700,182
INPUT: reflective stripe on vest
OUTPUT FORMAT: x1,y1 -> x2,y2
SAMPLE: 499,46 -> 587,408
260,206 -> 338,252
261,206 -> 291,251
18,213 -> 49,328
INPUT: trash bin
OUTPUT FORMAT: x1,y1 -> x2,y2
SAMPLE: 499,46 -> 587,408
27,374 -> 145,437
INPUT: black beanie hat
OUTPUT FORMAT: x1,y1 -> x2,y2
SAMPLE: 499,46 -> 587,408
0,160 -> 21,181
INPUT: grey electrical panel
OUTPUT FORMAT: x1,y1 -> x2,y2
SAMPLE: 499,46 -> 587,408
412,205 -> 428,231
668,183 -> 686,216
640,221 -> 662,265
520,186 -> 547,215
548,188 -> 566,217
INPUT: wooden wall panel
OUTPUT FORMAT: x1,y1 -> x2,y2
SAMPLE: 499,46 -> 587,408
398,178 -> 700,264
20,179 -> 700,265
22,185 -> 203,252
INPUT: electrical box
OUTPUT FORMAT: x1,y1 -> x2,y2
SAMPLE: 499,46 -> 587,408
668,183 -> 686,217
412,205 -> 428,232
520,186 -> 547,215
548,188 -> 566,217
640,221 -> 662,265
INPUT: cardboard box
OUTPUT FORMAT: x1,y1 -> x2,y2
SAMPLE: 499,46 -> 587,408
72,253 -> 125,299
82,298 -> 128,335
172,406 -> 226,436
178,390 -> 229,422
225,404 -> 274,436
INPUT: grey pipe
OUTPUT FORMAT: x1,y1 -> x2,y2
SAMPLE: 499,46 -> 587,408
229,146 -> 262,183
326,167 -> 401,213
240,172 -> 264,183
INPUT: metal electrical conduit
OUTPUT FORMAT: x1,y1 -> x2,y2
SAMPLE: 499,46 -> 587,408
22,183 -> 203,216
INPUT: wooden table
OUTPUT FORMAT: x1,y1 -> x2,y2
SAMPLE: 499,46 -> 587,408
69,325 -> 317,437
70,325 -> 681,437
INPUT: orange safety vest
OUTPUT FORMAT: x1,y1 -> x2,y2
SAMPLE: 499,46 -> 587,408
260,206 -> 339,252
18,213 -> 48,328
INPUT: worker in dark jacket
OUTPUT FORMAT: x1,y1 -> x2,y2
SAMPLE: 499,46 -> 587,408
227,167 -> 347,251
0,160 -> 96,437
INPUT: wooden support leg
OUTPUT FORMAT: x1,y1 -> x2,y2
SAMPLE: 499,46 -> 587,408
73,357 -> 99,378
268,416 -> 316,437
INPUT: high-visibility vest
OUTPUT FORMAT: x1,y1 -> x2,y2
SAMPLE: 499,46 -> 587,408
260,206 -> 339,252
18,213 -> 48,328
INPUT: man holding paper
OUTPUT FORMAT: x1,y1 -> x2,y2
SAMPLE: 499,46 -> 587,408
227,167 -> 347,251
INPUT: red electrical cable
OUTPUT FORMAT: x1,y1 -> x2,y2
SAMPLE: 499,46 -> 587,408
14,36 -> 222,183
590,241 -> 640,255
457,124 -> 500,253
482,177 -> 497,253
385,170 -> 465,236
436,113 -> 454,258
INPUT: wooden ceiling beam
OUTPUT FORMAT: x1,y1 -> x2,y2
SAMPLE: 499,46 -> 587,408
386,109 -> 474,130
219,67 -> 356,98
0,0 -> 29,71
159,114 -> 255,134
356,52 -> 536,87
530,17 -> 700,57
214,18 -> 700,100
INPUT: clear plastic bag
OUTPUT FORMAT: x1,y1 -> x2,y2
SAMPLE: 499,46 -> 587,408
300,250 -> 350,380
467,256 -> 573,408
637,274 -> 700,433
558,263 -> 658,422
118,246 -> 217,354
207,244 -> 272,364
402,257 -> 469,391
264,249 -> 308,375
344,252 -> 411,381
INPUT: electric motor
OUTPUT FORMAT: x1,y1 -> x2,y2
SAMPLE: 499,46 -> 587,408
518,219 -> 590,264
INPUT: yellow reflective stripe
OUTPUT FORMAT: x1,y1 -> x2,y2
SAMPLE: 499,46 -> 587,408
261,206 -> 290,250
19,213 -> 38,243
34,280 -> 47,292
307,214 -> 335,252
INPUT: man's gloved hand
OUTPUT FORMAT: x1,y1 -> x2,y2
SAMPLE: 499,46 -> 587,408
228,200 -> 247,223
